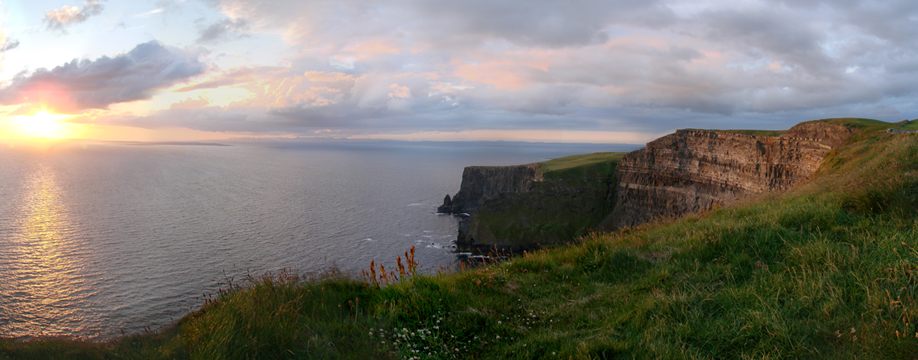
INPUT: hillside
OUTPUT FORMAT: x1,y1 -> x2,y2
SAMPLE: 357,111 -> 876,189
4,118 -> 918,359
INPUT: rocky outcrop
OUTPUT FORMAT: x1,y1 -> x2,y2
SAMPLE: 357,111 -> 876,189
887,129 -> 918,134
438,164 -> 543,214
611,121 -> 855,228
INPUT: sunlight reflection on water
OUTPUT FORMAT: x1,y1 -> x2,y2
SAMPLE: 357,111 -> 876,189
2,163 -> 86,337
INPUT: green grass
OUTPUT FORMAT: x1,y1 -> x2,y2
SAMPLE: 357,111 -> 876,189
894,120 -> 918,130
817,117 -> 889,127
6,120 -> 918,359
539,152 -> 625,175
0,326 -> 186,359
721,118 -> 892,137
722,129 -> 785,137
179,270 -> 392,359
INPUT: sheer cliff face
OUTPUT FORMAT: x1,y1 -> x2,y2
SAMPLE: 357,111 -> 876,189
441,164 -> 543,213
612,122 -> 854,228
440,162 -> 615,254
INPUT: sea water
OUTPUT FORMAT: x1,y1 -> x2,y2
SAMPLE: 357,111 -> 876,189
0,139 -> 637,340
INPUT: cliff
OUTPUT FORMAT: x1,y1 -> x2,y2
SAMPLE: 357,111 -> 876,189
439,120 -> 857,254
437,164 -> 543,214
439,154 -> 621,254
611,121 -> 855,228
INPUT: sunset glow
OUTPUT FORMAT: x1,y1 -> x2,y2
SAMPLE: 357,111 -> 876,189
0,1 -> 916,143
10,110 -> 74,139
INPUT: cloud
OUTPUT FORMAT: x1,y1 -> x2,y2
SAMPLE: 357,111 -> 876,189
72,106 -> 281,133
407,0 -> 675,48
0,41 -> 208,112
174,77 -> 238,92
170,96 -> 211,109
693,7 -> 837,78
0,39 -> 19,52
155,0 -> 184,15
214,0 -> 674,49
135,8 -> 164,18
196,18 -> 250,44
43,0 -> 105,32
68,0 -> 918,140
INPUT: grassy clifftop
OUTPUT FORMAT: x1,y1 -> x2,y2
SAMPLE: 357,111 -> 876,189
5,119 -> 918,359
538,152 -> 624,178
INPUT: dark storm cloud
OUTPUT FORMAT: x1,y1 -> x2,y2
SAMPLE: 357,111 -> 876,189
0,41 -> 207,111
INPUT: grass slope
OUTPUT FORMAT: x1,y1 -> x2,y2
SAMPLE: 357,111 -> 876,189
5,119 -> 918,359
722,129 -> 785,137
718,117 -> 887,137
539,152 -> 624,178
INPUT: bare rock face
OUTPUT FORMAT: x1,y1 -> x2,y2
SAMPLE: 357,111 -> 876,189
438,164 -> 543,214
612,121 -> 855,228
781,121 -> 854,148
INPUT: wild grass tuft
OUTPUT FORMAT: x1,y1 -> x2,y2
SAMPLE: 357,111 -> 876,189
179,268 -> 392,359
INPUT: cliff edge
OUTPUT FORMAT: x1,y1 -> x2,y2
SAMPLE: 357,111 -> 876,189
610,120 -> 855,228
437,164 -> 543,214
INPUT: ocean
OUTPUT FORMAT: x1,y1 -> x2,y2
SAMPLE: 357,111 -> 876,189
0,139 -> 637,340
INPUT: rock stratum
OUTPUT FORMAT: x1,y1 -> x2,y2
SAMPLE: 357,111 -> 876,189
440,120 -> 856,253
611,121 -> 854,228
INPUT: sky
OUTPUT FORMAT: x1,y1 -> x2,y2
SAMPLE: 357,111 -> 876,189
0,0 -> 916,143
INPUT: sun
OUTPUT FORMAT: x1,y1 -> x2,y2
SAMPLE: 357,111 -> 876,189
13,109 -> 72,139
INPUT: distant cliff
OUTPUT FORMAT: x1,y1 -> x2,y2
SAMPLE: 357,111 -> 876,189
611,121 -> 855,228
439,154 -> 620,254
438,164 -> 543,214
